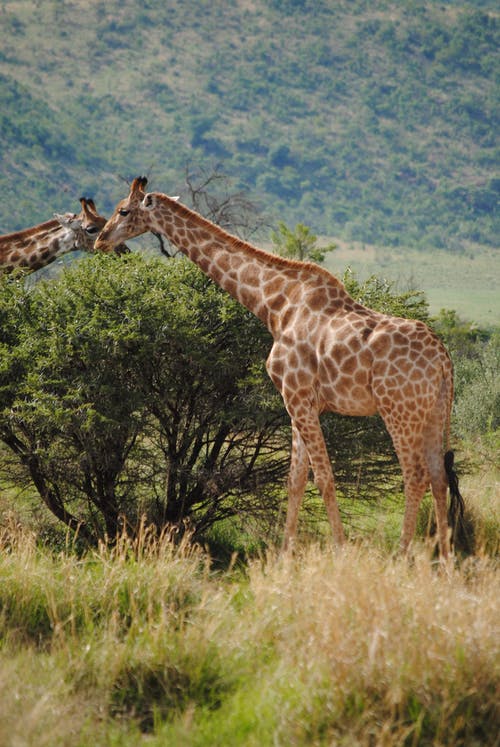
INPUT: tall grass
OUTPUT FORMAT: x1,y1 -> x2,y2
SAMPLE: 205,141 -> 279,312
0,511 -> 498,746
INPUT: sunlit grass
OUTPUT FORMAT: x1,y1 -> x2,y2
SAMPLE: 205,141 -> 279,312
0,499 -> 498,746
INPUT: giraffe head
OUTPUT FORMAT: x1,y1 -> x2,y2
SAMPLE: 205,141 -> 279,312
95,177 -> 149,252
78,197 -> 106,250
53,209 -> 88,253
53,198 -> 107,253
55,197 -> 130,255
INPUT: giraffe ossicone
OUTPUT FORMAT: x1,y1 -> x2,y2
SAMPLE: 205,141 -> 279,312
96,176 -> 464,558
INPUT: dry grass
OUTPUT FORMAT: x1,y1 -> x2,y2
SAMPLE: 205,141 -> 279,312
238,545 -> 499,745
0,509 -> 498,746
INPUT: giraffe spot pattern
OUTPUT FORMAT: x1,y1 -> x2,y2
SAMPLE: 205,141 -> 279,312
96,183 -> 457,558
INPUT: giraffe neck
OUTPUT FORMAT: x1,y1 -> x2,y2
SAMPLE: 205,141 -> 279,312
145,196 -> 350,334
0,219 -> 77,271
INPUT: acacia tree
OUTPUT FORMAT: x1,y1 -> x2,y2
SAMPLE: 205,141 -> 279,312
0,263 -> 147,542
0,255 -> 287,543
109,256 -> 288,535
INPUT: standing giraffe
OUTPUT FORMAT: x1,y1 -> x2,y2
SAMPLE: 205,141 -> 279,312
96,176 -> 464,558
0,197 -> 128,272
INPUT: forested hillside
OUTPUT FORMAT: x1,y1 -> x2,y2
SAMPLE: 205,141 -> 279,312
0,0 -> 498,252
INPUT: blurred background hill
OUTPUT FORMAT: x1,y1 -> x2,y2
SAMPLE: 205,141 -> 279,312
0,1 -> 498,264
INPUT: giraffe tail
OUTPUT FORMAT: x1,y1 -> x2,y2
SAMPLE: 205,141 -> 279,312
444,450 -> 465,533
442,357 -> 470,552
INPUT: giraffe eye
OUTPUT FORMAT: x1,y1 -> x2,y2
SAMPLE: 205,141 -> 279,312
119,209 -> 130,217
86,226 -> 99,234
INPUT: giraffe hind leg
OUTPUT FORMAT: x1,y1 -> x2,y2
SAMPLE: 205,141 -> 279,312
398,456 -> 430,556
382,424 -> 430,556
424,427 -> 451,559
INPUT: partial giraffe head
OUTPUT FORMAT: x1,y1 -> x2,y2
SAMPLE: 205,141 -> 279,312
53,198 -> 106,252
95,177 -> 150,252
55,197 -> 130,256
78,197 -> 106,250
0,197 -> 131,273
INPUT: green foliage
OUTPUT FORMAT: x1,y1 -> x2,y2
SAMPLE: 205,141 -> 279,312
432,309 -> 500,440
0,1 -> 498,252
0,254 -> 288,543
343,270 -> 430,321
271,221 -> 336,263
453,333 -> 500,438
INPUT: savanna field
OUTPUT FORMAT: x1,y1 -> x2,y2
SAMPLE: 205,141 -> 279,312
0,223 -> 498,747
0,0 -> 499,744
0,461 -> 498,747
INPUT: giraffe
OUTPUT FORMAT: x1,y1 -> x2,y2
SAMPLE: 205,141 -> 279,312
95,176 -> 464,558
76,196 -> 130,257
0,197 -> 128,272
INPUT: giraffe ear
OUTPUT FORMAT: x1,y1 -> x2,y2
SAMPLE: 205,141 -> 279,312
80,197 -> 97,215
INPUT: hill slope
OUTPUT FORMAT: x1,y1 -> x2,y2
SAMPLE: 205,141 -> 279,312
0,0 -> 498,252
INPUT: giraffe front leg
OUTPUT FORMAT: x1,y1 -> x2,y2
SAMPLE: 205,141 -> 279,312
282,423 -> 310,551
288,410 -> 345,547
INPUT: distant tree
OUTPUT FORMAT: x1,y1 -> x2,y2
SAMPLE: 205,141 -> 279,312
151,165 -> 271,258
271,221 -> 336,264
182,164 -> 270,241
432,309 -> 499,441
431,308 -> 489,358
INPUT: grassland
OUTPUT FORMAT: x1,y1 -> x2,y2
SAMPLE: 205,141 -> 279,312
0,461 -> 498,747
324,241 -> 499,326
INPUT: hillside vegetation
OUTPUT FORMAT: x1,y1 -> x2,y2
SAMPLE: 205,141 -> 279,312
0,0 -> 498,253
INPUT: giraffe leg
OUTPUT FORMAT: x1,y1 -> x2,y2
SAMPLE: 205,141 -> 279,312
423,420 -> 451,560
385,429 -> 430,556
399,460 -> 430,556
287,410 -> 345,547
282,423 -> 310,551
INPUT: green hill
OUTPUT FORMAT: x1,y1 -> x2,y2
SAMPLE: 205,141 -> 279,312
0,0 -> 498,253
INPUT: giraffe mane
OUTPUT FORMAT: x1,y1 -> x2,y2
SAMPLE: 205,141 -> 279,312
150,194 -> 347,291
0,219 -> 63,246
